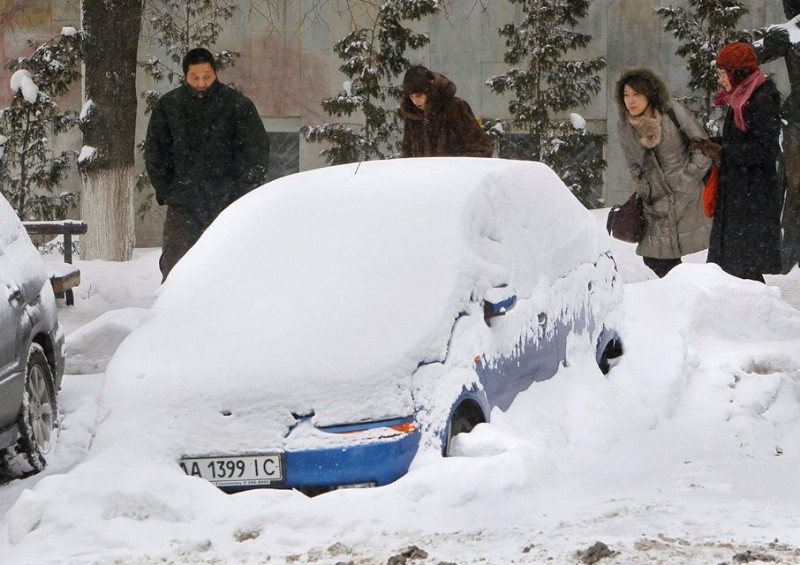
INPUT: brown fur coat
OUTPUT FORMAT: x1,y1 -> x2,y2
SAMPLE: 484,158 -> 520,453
400,73 -> 492,158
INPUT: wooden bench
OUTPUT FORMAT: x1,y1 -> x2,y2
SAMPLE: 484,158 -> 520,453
22,220 -> 89,306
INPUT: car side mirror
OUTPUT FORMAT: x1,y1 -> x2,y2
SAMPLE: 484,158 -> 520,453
483,286 -> 517,323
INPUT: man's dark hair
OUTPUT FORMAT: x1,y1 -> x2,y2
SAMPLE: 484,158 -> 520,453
182,48 -> 217,75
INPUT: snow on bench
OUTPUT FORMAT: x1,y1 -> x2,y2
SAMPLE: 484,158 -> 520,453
22,220 -> 88,306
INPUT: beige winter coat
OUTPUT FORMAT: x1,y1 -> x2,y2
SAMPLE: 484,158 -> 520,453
618,97 -> 712,259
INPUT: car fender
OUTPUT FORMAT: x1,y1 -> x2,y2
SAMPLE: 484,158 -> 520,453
411,361 -> 490,456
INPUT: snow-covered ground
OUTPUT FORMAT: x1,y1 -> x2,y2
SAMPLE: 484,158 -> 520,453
1,210 -> 800,565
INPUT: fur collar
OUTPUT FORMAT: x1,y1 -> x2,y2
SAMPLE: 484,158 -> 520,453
627,106 -> 662,148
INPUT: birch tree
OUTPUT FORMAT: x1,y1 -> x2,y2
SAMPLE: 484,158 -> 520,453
79,0 -> 143,261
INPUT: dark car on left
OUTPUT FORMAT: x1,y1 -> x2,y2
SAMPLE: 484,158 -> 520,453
0,193 -> 65,478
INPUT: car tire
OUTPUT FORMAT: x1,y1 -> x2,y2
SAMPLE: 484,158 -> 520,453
445,399 -> 485,456
1,344 -> 58,478
598,337 -> 624,375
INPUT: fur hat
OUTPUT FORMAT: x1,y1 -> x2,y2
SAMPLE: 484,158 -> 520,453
402,65 -> 434,95
716,42 -> 758,72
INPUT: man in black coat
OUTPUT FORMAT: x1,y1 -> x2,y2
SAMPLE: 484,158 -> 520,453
145,48 -> 270,281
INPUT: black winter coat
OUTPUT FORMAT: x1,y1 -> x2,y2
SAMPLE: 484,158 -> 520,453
145,80 -> 270,225
708,79 -> 782,278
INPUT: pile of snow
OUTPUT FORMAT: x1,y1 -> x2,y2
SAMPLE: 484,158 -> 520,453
97,157 -> 613,459
9,70 -> 39,104
760,14 -> 800,45
2,165 -> 800,563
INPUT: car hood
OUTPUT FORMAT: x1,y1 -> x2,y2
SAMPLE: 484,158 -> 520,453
102,158 -> 610,457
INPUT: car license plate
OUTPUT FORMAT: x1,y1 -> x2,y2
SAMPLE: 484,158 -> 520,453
180,454 -> 283,487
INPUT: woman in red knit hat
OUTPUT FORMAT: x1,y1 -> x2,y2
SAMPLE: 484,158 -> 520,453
693,42 -> 783,282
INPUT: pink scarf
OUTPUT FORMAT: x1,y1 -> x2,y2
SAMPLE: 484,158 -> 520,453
713,69 -> 767,132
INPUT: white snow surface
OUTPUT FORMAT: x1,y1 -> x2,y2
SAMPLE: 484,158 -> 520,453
769,15 -> 800,44
80,100 -> 94,121
77,145 -> 97,164
569,112 -> 586,130
0,190 -> 49,297
1,163 -> 800,564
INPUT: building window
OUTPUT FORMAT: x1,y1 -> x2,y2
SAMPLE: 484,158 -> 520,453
267,132 -> 300,182
498,133 -> 538,161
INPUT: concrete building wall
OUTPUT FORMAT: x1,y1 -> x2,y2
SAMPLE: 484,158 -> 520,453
0,1 -> 790,247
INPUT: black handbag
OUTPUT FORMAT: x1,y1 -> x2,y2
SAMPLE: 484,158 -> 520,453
607,192 -> 645,243
607,148 -> 653,243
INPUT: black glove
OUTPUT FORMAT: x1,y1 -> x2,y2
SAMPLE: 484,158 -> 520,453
690,138 -> 721,161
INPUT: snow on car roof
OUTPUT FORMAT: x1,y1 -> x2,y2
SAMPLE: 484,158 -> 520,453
0,193 -> 47,289
105,157 -> 610,455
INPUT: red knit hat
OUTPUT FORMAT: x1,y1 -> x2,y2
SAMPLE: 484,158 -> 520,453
716,42 -> 758,72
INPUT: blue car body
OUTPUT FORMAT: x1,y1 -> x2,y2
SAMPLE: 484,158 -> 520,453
105,157 -> 624,495
207,251 -> 622,495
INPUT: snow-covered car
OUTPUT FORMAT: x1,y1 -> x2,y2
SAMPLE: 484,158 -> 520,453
106,157 -> 623,494
0,193 -> 64,478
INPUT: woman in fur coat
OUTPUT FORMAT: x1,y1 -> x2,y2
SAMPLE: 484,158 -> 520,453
400,65 -> 492,158
693,42 -> 783,282
615,68 -> 712,278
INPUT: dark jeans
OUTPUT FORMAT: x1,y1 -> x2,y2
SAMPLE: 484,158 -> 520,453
643,256 -> 682,278
160,205 -> 209,282
742,271 -> 766,283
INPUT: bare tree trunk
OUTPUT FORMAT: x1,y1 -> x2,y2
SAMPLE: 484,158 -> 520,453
79,0 -> 143,261
79,168 -> 135,260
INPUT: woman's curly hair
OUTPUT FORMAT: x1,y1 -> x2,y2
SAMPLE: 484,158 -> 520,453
615,68 -> 671,115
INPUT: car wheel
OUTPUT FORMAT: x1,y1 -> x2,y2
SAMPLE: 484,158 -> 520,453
1,344 -> 58,478
598,337 -> 624,375
445,399 -> 486,456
